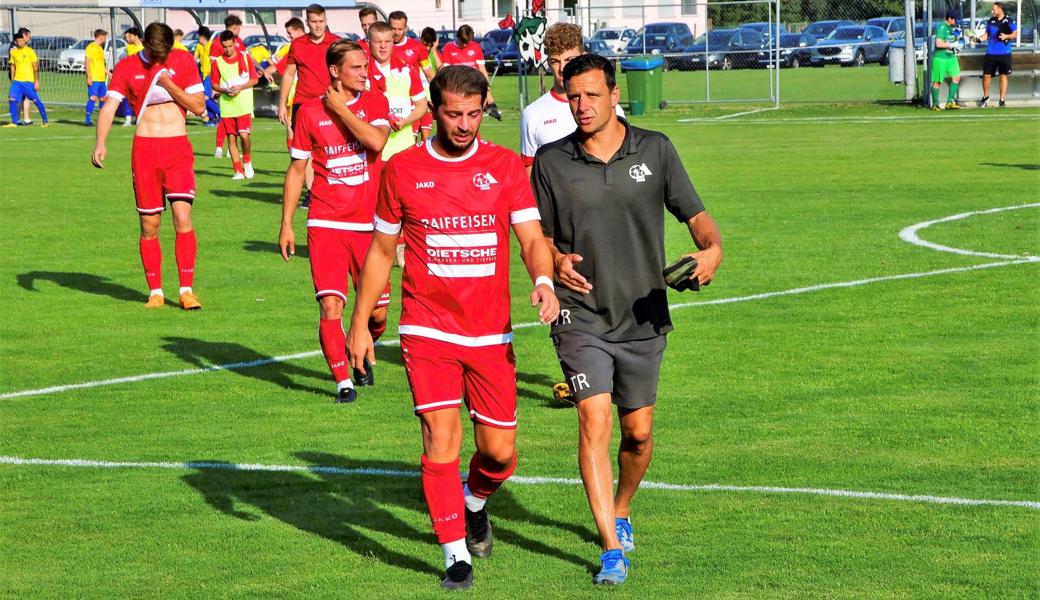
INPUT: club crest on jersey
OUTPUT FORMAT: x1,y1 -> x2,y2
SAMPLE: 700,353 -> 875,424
357,110 -> 367,120
629,163 -> 653,183
472,172 -> 498,191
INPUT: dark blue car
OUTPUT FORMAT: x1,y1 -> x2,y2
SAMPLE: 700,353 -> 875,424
624,22 -> 695,56
757,33 -> 817,68
803,20 -> 856,39
673,28 -> 768,70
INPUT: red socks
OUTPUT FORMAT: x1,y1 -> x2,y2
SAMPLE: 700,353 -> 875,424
243,152 -> 251,163
421,455 -> 465,544
175,230 -> 196,289
465,452 -> 517,500
318,319 -> 350,384
139,237 -> 162,291
215,120 -> 225,151
232,160 -> 243,174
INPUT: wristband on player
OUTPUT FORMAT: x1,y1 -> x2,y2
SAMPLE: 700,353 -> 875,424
535,275 -> 554,291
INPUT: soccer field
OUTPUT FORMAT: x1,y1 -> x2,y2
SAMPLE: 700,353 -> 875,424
1,101 -> 1038,598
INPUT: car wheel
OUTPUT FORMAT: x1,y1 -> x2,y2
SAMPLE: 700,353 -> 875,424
721,56 -> 733,70
790,56 -> 800,69
854,50 -> 865,67
879,49 -> 889,66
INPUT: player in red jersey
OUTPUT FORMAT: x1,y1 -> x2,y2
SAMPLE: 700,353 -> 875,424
278,4 -> 340,208
388,10 -> 436,82
91,22 -> 206,310
441,25 -> 495,108
279,39 -> 391,403
345,66 -> 559,590
356,6 -> 377,54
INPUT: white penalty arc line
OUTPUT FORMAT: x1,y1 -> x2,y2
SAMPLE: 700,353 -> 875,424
899,202 -> 1040,260
1,455 -> 1036,511
1,260 -> 1036,401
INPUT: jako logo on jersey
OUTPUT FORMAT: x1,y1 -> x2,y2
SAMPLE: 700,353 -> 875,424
472,172 -> 498,191
543,118 -> 557,125
318,120 -> 333,127
629,163 -> 653,182
416,181 -> 435,189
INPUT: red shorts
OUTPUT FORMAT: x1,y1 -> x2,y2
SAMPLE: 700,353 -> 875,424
307,226 -> 390,306
130,135 -> 196,214
221,114 -> 251,136
419,111 -> 433,131
401,335 -> 518,429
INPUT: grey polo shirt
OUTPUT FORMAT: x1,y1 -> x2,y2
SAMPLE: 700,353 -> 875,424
532,120 -> 705,342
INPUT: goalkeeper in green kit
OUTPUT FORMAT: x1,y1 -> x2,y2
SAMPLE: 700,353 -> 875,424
931,9 -> 965,110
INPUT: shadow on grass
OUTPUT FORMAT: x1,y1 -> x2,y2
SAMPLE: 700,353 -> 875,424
181,451 -> 597,580
16,271 -> 156,304
979,162 -> 1040,171
160,336 -> 329,396
243,239 -> 309,259
206,186 -> 282,204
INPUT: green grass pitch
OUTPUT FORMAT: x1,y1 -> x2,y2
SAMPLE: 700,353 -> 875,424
1,72 -> 1038,597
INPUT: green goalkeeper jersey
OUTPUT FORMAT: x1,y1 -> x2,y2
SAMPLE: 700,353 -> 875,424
935,22 -> 959,58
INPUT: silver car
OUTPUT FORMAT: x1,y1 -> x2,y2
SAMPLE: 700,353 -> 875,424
58,38 -> 127,73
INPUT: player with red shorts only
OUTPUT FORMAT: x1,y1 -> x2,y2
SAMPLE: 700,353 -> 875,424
279,39 -> 391,404
346,66 -> 559,590
92,22 -> 206,310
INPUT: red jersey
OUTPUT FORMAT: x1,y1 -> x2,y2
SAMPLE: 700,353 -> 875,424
108,49 -> 204,118
208,35 -> 247,59
441,41 -> 485,69
392,37 -> 427,71
375,139 -> 540,346
290,93 -> 391,229
286,32 -> 341,105
358,38 -> 370,54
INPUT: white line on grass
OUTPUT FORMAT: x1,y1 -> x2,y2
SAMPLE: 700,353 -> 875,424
1,455 -> 1036,510
899,203 -> 1040,260
2,260 -> 1035,400
677,114 -> 1040,125
714,106 -> 779,120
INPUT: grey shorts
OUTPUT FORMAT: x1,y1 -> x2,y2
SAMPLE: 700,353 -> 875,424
551,329 -> 666,409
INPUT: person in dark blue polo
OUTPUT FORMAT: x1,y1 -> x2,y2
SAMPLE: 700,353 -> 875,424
977,1 -> 1018,107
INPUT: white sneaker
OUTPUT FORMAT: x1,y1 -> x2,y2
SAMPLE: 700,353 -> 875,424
232,172 -> 245,180
243,162 -> 255,179
214,147 -> 223,158
122,117 -> 132,127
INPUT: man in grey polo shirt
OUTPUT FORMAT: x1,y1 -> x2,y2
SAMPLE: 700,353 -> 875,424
531,54 -> 723,586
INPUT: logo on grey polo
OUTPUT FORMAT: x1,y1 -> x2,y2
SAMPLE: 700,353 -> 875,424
629,163 -> 652,182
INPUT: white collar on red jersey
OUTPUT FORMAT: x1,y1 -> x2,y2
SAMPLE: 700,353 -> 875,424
425,137 -> 480,162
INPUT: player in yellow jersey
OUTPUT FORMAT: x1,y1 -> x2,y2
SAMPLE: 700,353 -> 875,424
84,29 -> 109,126
194,27 -> 220,127
5,31 -> 48,127
173,29 -> 189,51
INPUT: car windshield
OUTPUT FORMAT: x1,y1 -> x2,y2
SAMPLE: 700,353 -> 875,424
71,39 -> 91,49
806,22 -> 838,35
829,28 -> 865,40
693,31 -> 735,46
594,30 -> 620,40
866,19 -> 890,28
487,30 -> 511,43
780,34 -> 804,46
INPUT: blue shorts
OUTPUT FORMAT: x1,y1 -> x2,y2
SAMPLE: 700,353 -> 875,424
87,82 -> 107,98
9,80 -> 41,103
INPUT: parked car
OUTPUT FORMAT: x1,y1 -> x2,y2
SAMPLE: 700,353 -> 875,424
811,26 -> 890,67
866,17 -> 906,39
586,39 -> 618,58
802,20 -> 856,39
474,37 -> 500,69
495,38 -> 522,72
242,34 -> 289,51
758,32 -> 816,68
435,29 -> 456,51
738,22 -> 790,38
484,28 -> 513,55
674,28 -> 767,70
30,36 -> 78,70
624,22 -> 695,56
58,38 -> 128,72
591,27 -> 637,53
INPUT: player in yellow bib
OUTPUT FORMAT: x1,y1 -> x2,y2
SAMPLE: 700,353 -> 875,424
84,29 -> 109,126
367,21 -> 427,160
5,31 -> 48,127
212,30 -> 259,178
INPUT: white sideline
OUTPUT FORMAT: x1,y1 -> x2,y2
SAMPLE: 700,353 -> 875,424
714,106 -> 779,120
677,114 -> 1040,125
0,455 -> 1036,510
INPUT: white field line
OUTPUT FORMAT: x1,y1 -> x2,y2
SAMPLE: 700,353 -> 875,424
2,205 -> 1037,400
899,203 -> 1040,260
714,106 -> 779,120
10,123 -> 287,143
1,455 -> 1036,510
677,113 -> 1040,125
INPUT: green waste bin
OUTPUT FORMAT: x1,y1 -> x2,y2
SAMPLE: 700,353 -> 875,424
620,56 -> 664,112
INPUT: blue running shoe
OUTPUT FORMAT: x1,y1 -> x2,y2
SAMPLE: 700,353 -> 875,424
615,517 -> 634,553
593,549 -> 629,585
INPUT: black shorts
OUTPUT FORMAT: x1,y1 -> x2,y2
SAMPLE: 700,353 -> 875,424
552,329 -> 666,410
983,54 -> 1012,76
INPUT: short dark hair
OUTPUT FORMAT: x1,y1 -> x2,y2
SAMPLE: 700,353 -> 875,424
563,53 -> 616,90
173,29 -> 184,37
143,22 -> 173,64
125,26 -> 143,40
13,32 -> 24,41
306,4 -> 326,17
16,28 -> 30,35
94,29 -> 108,38
421,27 -> 437,45
358,7 -> 378,19
285,17 -> 305,32
993,1 -> 1006,10
224,15 -> 242,28
388,11 -> 407,23
197,26 -> 212,41
326,39 -> 364,69
456,24 -> 474,46
430,65 -> 488,108
219,30 -> 236,43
